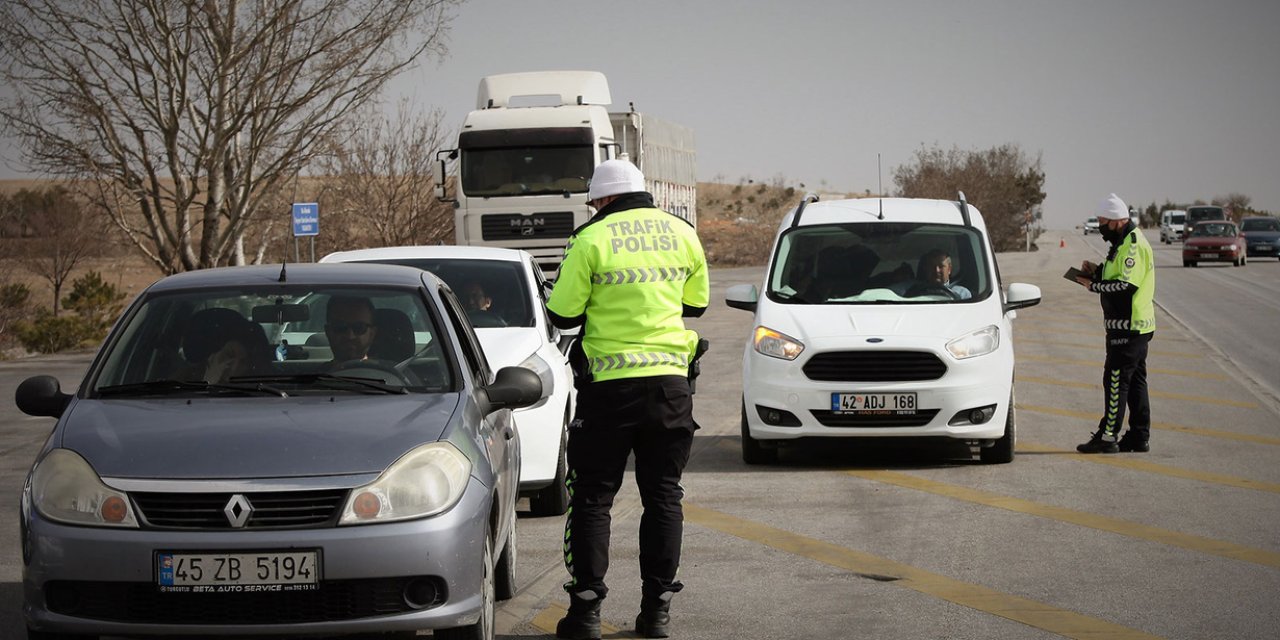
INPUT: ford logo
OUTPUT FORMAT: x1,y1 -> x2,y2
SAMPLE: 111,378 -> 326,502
866,338 -> 884,343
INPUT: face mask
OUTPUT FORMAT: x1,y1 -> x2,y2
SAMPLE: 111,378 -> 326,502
1099,223 -> 1123,243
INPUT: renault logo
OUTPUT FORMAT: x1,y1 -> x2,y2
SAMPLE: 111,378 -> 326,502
224,494 -> 253,528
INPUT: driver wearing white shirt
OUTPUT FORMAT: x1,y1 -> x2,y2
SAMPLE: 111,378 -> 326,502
891,248 -> 972,300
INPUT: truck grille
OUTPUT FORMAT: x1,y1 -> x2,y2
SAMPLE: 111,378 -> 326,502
132,490 -> 347,530
802,351 -> 947,382
481,211 -> 576,241
810,409 -> 940,427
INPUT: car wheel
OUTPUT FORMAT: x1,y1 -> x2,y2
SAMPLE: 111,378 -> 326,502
435,528 -> 495,640
1188,261 -> 1197,267
495,513 -> 518,601
27,630 -> 97,640
529,414 -> 570,517
980,391 -> 1016,464
741,402 -> 777,465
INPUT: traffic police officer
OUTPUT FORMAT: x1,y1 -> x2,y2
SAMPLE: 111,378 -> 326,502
1074,193 -> 1156,453
546,159 -> 709,639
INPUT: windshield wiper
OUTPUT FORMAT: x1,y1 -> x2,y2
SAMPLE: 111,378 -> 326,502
233,373 -> 409,395
772,290 -> 812,304
97,379 -> 288,398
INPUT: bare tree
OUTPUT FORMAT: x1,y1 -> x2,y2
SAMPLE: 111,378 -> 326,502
0,0 -> 462,274
316,102 -> 455,249
893,144 -> 1046,252
14,186 -> 100,315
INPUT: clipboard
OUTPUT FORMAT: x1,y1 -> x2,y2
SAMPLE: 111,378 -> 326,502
1063,266 -> 1089,283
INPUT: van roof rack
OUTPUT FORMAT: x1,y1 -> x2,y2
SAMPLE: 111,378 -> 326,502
789,193 -> 821,229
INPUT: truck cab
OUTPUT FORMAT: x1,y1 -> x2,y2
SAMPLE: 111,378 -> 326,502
436,71 -> 695,278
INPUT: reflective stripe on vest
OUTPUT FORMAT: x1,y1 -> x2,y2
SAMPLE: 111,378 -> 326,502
589,352 -> 690,374
591,267 -> 691,285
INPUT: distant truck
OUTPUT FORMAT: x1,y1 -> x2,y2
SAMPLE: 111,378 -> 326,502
435,71 -> 697,277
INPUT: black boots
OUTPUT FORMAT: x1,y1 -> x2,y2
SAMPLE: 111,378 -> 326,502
556,591 -> 602,640
1076,431 -> 1118,454
1118,432 -> 1150,452
635,592 -> 674,638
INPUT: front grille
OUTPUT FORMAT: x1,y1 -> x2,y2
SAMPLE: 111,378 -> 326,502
802,351 -> 947,382
811,409 -> 940,427
45,577 -> 444,624
132,490 -> 347,530
481,211 -> 576,241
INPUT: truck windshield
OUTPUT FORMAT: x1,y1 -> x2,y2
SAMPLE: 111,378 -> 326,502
462,146 -> 594,197
767,222 -> 990,305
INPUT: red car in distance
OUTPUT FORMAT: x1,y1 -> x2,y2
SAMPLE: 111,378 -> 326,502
1183,220 -> 1247,267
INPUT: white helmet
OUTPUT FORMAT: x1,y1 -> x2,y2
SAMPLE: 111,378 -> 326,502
588,159 -> 646,201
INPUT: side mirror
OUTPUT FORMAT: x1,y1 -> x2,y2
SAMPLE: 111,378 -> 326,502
15,375 -> 73,418
725,283 -> 759,313
480,366 -> 543,415
1004,283 -> 1042,313
434,149 -> 455,202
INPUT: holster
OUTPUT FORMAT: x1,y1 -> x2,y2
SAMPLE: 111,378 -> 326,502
688,337 -> 710,394
568,336 -> 592,390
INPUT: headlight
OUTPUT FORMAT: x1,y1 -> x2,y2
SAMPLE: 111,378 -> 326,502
946,325 -> 1000,359
753,326 -> 804,360
339,442 -> 471,525
31,449 -> 138,528
516,352 -> 554,409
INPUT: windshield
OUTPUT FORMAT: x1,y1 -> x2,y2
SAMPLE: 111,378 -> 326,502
1241,218 -> 1280,232
350,258 -> 534,329
1190,223 -> 1237,238
461,146 -> 594,197
93,286 -> 453,395
1187,206 -> 1225,224
767,222 -> 990,304
1168,213 -> 1185,224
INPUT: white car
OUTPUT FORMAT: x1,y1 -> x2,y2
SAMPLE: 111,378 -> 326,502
323,246 -> 575,515
725,196 -> 1042,465
1083,217 -> 1100,235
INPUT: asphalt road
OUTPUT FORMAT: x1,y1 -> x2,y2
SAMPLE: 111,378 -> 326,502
2,229 -> 1278,639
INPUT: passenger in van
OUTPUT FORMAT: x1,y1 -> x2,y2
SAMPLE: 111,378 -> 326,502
890,248 -> 972,300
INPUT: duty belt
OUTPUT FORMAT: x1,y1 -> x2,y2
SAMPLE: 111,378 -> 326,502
590,352 -> 689,374
592,267 -> 690,285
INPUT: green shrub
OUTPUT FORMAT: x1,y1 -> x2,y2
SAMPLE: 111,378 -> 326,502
62,270 -> 126,339
15,310 -> 95,353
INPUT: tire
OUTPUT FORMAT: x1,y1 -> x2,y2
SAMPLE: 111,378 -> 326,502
528,416 -> 570,517
435,528 -> 495,640
1188,261 -> 1197,267
1182,260 -> 1190,267
980,392 -> 1016,464
741,402 -> 777,465
495,515 -> 517,601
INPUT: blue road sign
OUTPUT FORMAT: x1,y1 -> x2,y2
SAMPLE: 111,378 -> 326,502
292,203 -> 319,237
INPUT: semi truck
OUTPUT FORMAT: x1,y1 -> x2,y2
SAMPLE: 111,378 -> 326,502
434,70 -> 697,277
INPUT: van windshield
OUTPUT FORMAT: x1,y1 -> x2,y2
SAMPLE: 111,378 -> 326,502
1168,213 -> 1185,224
1186,206 -> 1226,224
767,222 -> 989,304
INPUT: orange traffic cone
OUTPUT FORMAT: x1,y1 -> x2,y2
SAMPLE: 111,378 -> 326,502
1060,238 -> 1066,248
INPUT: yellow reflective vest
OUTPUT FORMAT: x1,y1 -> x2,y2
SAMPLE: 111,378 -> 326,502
547,205 -> 709,382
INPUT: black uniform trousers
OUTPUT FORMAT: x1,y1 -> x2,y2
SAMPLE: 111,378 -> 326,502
562,375 -> 696,600
1097,331 -> 1153,440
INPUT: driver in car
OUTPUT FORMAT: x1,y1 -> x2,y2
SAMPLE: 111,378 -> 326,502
891,248 -> 972,300
325,295 -> 379,363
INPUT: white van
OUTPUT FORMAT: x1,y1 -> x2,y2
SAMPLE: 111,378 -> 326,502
1160,210 -> 1186,244
724,195 -> 1041,464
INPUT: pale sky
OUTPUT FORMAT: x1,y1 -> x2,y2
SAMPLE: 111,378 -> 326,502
5,0 -> 1278,230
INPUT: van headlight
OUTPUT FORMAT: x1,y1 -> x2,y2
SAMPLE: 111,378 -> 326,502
340,443 -> 471,525
30,449 -> 138,528
516,352 -> 554,409
753,326 -> 804,360
946,325 -> 1000,359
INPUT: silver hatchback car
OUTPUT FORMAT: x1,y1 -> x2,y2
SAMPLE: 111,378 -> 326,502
16,264 -> 543,640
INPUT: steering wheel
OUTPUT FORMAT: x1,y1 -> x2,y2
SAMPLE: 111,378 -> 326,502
330,358 -> 417,385
904,282 -> 961,300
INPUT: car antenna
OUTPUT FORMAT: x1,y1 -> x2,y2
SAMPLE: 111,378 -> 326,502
957,191 -> 972,227
877,153 -> 884,220
789,192 -> 821,229
278,261 -> 287,283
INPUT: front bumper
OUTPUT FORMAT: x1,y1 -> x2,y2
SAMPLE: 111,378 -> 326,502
1183,246 -> 1241,262
23,477 -> 492,636
742,340 -> 1013,442
1246,241 -> 1279,257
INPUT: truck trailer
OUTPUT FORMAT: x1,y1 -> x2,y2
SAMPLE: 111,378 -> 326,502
435,71 -> 696,277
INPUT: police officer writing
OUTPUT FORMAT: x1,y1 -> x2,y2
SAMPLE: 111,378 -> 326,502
1072,193 -> 1155,453
546,159 -> 709,640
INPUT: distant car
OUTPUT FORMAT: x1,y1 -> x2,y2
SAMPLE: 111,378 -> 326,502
1240,216 -> 1280,260
1160,210 -> 1186,244
1083,217 -> 1100,235
16,263 -> 544,640
322,246 -> 575,516
1183,221 -> 1247,267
